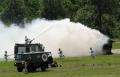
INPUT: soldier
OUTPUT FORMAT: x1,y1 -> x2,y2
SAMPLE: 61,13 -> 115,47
90,48 -> 95,59
58,48 -> 63,58
58,48 -> 64,67
24,61 -> 28,74
4,51 -> 8,61
25,36 -> 31,44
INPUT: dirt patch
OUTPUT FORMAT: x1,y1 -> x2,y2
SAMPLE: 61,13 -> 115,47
0,70 -> 16,74
112,49 -> 120,54
48,64 -> 119,71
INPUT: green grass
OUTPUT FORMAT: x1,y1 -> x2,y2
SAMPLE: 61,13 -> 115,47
1,54 -> 120,77
112,42 -> 120,49
0,61 -> 15,70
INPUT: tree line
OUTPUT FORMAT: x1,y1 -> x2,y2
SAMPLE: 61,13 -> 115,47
0,0 -> 120,38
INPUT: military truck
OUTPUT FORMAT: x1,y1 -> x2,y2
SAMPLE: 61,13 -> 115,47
14,37 -> 53,72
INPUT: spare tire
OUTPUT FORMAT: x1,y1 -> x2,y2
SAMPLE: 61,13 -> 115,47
42,54 -> 48,62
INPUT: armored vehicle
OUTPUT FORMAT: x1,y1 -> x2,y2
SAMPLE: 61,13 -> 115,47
14,37 -> 53,72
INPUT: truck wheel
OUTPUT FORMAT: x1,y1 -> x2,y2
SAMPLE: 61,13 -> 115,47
32,67 -> 36,71
48,56 -> 53,64
41,64 -> 46,71
17,67 -> 23,72
27,66 -> 33,72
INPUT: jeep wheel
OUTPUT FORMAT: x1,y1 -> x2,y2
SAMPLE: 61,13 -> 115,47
17,67 -> 23,72
32,67 -> 36,72
41,64 -> 46,71
27,66 -> 33,72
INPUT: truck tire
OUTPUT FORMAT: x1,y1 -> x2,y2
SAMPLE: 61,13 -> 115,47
41,63 -> 46,71
27,65 -> 34,72
32,67 -> 36,71
17,67 -> 23,72
48,56 -> 53,64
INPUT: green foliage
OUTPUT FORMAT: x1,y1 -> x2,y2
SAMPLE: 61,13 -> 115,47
24,0 -> 43,22
0,0 -> 12,27
0,0 -> 43,25
90,0 -> 120,38
72,0 -> 95,27
1,0 -> 25,26
112,42 -> 120,49
62,0 -> 80,19
0,0 -> 120,38
42,0 -> 66,20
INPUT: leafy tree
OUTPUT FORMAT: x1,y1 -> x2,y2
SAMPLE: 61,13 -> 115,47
0,0 -> 120,38
63,0 -> 80,20
1,0 -> 25,26
91,0 -> 120,37
24,0 -> 43,22
0,0 -> 10,18
42,0 -> 66,20
71,0 -> 95,27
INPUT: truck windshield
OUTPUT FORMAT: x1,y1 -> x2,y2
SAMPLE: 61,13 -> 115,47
30,45 -> 44,52
18,47 -> 26,53
30,45 -> 40,52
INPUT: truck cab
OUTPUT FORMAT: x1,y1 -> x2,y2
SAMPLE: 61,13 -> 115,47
14,43 -> 53,72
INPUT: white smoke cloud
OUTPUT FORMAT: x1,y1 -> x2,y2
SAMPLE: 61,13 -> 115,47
0,18 -> 109,59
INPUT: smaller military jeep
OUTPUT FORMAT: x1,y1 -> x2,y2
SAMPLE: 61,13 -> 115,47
14,43 -> 53,72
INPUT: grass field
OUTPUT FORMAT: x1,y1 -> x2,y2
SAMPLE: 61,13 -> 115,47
112,42 -> 120,49
1,54 -> 120,77
0,41 -> 120,77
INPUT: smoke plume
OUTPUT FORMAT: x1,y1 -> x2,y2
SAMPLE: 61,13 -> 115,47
0,18 -> 109,58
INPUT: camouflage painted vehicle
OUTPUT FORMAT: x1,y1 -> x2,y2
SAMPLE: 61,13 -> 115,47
14,42 -> 53,72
